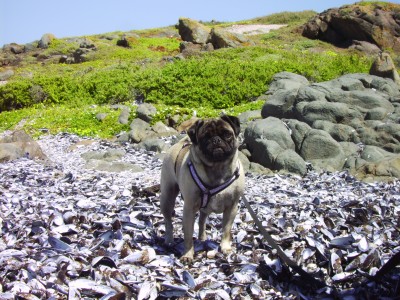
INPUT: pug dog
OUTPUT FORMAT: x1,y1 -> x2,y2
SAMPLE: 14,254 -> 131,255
160,115 -> 245,262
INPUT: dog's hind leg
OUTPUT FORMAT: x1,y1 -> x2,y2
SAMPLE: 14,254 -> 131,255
160,181 -> 179,245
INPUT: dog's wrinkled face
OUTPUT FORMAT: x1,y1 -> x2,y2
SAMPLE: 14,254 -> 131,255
188,115 -> 240,162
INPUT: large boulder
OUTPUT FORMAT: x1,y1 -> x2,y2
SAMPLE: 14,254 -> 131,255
129,118 -> 152,143
261,72 -> 310,119
283,119 -> 312,153
244,117 -> 295,151
357,156 -> 400,180
178,18 -> 211,44
313,120 -> 360,143
274,149 -> 307,175
300,129 -> 346,171
369,52 -> 400,85
0,69 -> 14,81
257,71 -> 400,179
3,43 -> 25,54
301,2 -> 400,52
294,100 -> 364,125
38,33 -> 56,49
207,28 -> 255,49
244,118 -> 308,175
136,103 -> 157,123
0,131 -> 47,162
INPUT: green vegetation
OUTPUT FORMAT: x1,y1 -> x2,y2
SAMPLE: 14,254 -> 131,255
243,10 -> 317,25
0,9 -> 377,138
0,104 -> 132,138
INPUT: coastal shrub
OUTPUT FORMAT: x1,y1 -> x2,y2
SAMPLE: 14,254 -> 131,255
0,79 -> 33,111
0,47 -> 371,112
132,47 -> 371,108
0,104 -> 130,137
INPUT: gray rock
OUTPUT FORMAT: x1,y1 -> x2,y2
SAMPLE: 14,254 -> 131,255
355,121 -> 400,151
244,117 -> 295,151
137,138 -> 170,153
360,145 -> 394,163
0,70 -> 14,81
258,71 -> 400,178
267,72 -> 309,95
238,110 -> 261,123
118,110 -> 130,125
283,119 -> 312,153
178,18 -> 210,44
339,142 -> 360,158
248,139 -> 283,170
296,85 -> 327,102
350,40 -> 381,55
355,155 -> 400,180
274,149 -> 307,175
313,120 -> 360,143
261,89 -> 298,119
116,132 -> 130,143
0,131 -> 47,162
370,52 -> 400,86
136,103 -> 157,123
152,121 -> 178,136
111,105 -> 131,125
295,100 -> 363,125
207,28 -> 255,49
300,129 -> 345,171
116,36 -> 132,48
3,43 -> 25,54
38,33 -> 56,49
96,113 -> 108,121
301,6 -> 400,52
129,118 -> 152,143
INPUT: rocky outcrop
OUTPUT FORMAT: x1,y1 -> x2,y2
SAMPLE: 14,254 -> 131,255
369,52 -> 400,85
0,69 -> 14,81
38,33 -> 56,49
301,3 -> 400,52
208,28 -> 255,49
178,18 -> 211,44
0,130 -> 47,162
177,17 -> 255,54
136,103 -> 157,123
245,71 -> 400,179
59,38 -> 97,64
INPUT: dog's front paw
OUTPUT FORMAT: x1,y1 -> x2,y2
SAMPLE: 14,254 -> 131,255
220,242 -> 232,255
180,255 -> 193,264
180,249 -> 194,264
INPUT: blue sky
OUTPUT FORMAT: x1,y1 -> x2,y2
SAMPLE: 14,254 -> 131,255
1,0 -> 394,47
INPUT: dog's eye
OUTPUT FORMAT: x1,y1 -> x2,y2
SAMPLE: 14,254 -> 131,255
224,132 -> 233,140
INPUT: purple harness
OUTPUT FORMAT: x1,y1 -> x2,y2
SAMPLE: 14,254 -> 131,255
187,160 -> 240,209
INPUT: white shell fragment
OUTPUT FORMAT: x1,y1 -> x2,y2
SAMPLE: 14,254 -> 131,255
0,133 -> 399,299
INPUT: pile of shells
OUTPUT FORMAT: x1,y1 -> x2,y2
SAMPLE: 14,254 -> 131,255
0,133 -> 399,299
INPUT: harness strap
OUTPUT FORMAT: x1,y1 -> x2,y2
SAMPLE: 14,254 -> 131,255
174,142 -> 191,175
242,195 -> 327,289
188,160 -> 240,209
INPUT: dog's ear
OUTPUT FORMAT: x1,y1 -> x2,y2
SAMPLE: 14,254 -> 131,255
188,119 -> 204,144
221,115 -> 240,136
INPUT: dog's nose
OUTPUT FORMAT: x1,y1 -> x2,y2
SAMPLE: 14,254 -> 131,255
212,136 -> 222,145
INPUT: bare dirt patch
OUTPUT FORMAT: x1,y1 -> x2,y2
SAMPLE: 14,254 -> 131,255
225,24 -> 287,35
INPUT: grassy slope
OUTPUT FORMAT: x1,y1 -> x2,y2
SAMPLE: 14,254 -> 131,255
0,7 -> 384,138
